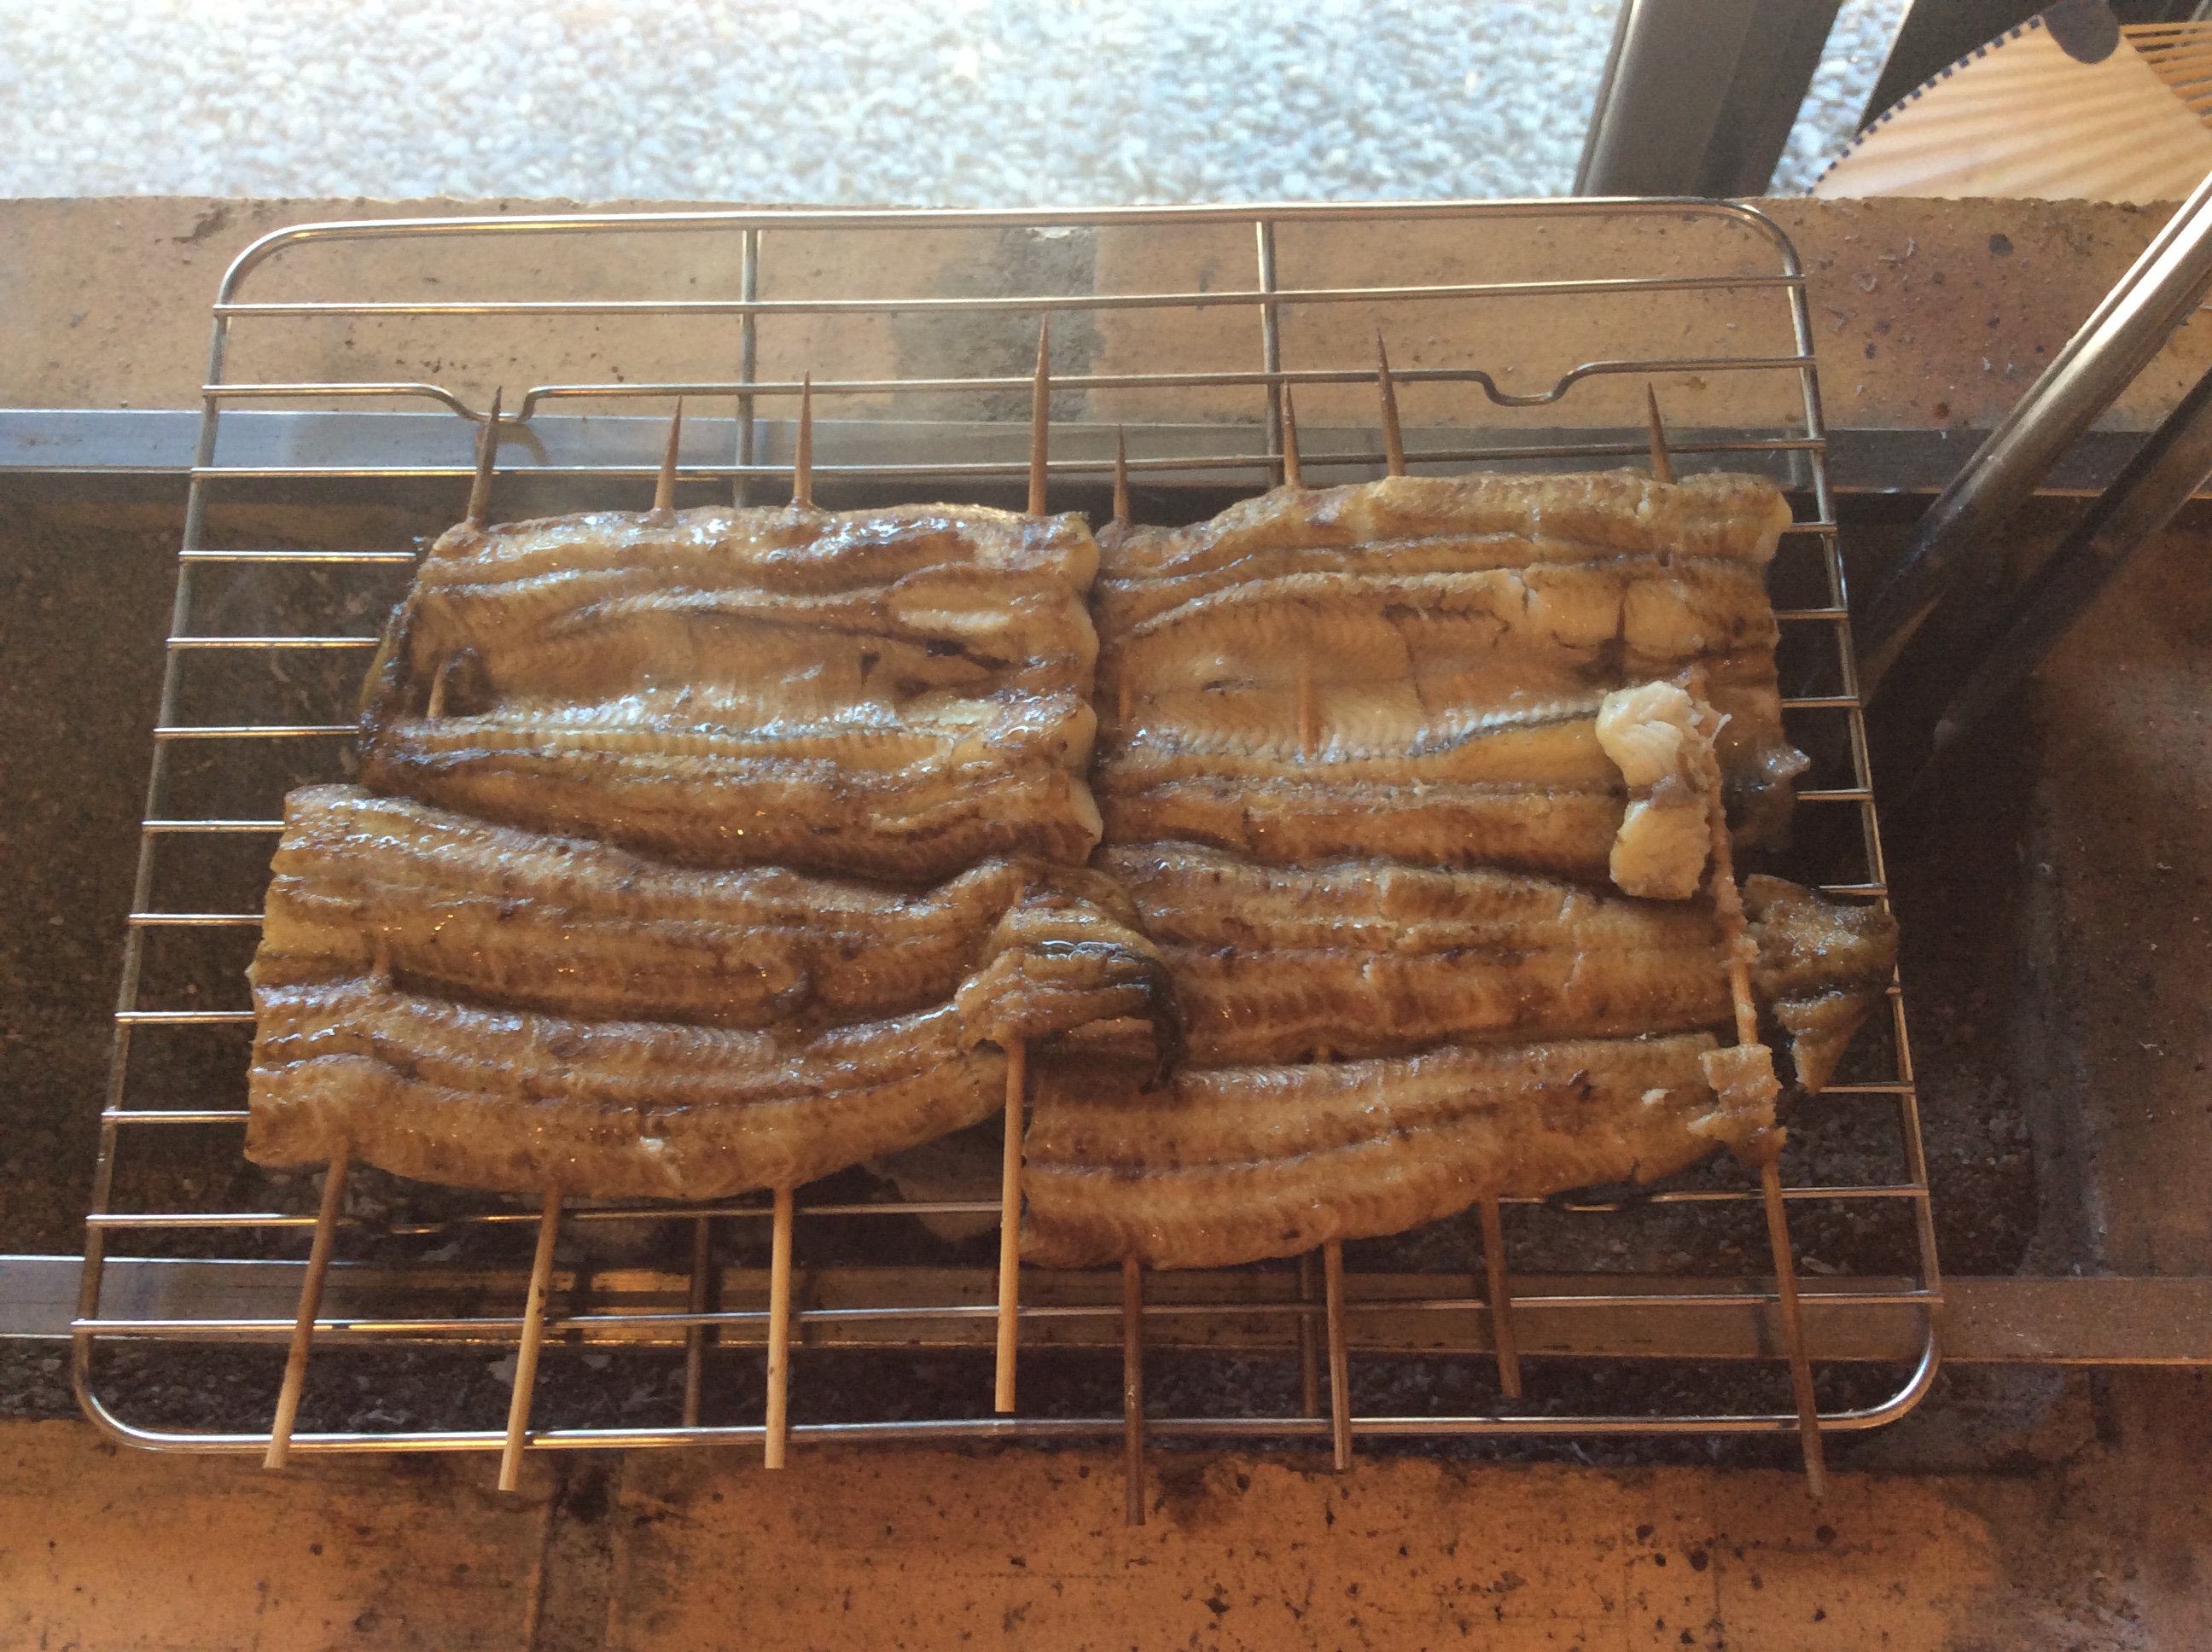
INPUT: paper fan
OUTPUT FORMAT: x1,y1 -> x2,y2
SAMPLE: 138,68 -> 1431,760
1813,7 -> 2212,203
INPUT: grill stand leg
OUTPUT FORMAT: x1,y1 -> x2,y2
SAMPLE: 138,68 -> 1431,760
264,1141 -> 350,1469
498,1190 -> 563,1494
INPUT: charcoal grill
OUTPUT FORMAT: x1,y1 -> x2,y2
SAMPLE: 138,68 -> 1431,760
71,198 -> 1937,1486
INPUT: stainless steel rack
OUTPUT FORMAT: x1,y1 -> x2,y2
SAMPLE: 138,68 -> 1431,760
73,199 -> 1938,1480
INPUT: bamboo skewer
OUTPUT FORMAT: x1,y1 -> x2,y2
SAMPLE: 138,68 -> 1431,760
992,333 -> 1056,1416
1310,1039 -> 1353,1471
1293,433 -> 1323,749
498,1188 -> 563,1493
1375,332 -> 1406,479
463,387 -> 502,531
1296,1253 -> 1321,1418
1121,1254 -> 1146,1527
1322,1236 -> 1352,1472
1644,386 -> 1823,1493
1027,318 -> 1051,518
264,1140 -> 350,1469
994,1038 -> 1027,1414
746,383 -> 836,1467
1295,556 -> 1351,1473
464,398 -> 704,1480
1719,833 -> 1828,1498
1645,384 -> 1675,485
1110,424 -> 1131,527
1761,1155 -> 1825,1494
1285,388 -> 1325,1455
1112,429 -> 1133,730
681,1216 -> 713,1430
1476,1196 -> 1522,1401
750,393 -> 831,1463
650,397 -> 684,521
764,1186 -> 795,1468
792,374 -> 814,509
266,940 -> 394,1468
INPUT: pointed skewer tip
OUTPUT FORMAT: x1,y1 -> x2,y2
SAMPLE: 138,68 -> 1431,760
1111,427 -> 1131,526
464,387 -> 503,528
1027,319 -> 1051,519
1645,384 -> 1674,486
793,373 -> 814,511
653,395 -> 684,518
1374,333 -> 1405,479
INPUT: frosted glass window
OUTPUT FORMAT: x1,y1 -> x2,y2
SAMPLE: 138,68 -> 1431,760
4,0 -> 1624,201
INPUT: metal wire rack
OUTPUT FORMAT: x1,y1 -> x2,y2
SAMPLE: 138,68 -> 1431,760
73,199 -> 1939,1487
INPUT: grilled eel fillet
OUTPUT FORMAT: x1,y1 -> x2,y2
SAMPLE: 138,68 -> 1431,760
246,788 -> 1181,1197
1092,471 -> 1806,871
358,503 -> 1103,881
1097,844 -> 1896,1085
249,988 -> 1009,1200
1022,1034 -> 1761,1271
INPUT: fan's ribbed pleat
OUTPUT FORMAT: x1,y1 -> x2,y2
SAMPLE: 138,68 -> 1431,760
1818,20 -> 2212,203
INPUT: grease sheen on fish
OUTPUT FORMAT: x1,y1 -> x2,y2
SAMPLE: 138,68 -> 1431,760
1021,1034 -> 1766,1271
249,986 -> 1008,1199
360,502 -> 1104,880
1096,843 -> 1893,1077
1091,473 -> 1807,867
246,784 -> 1183,1197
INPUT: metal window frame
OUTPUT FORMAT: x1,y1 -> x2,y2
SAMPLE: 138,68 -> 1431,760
1576,0 -> 1845,198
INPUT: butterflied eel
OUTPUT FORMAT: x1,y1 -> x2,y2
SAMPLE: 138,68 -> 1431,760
1021,1034 -> 1767,1271
360,503 -> 1103,879
1095,469 -> 1796,604
256,784 -> 1173,1058
1092,471 -> 1807,861
389,502 -> 1098,708
1094,844 -> 1895,1083
247,987 -> 1010,1199
362,699 -> 1102,881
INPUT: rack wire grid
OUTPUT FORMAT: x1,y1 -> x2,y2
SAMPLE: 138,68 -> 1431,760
73,198 -> 1940,1470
